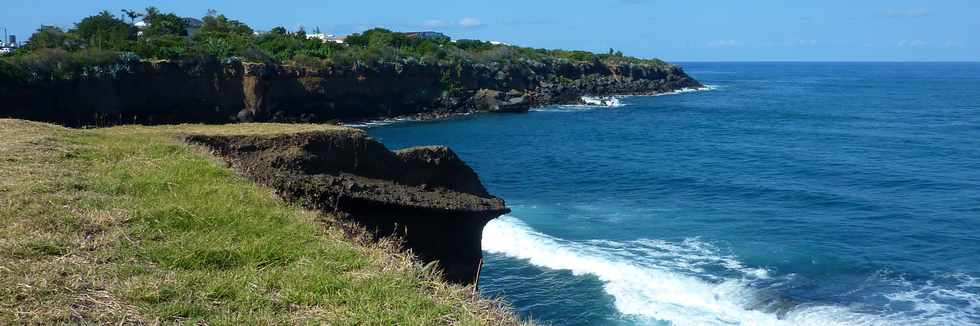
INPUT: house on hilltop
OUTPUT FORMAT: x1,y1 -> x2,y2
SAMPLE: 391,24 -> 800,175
134,17 -> 204,36
0,35 -> 18,55
306,33 -> 346,44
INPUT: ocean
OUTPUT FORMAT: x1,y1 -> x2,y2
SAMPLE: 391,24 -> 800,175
363,62 -> 980,325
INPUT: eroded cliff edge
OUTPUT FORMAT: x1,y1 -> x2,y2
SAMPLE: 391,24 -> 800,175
1,59 -> 702,126
185,126 -> 508,284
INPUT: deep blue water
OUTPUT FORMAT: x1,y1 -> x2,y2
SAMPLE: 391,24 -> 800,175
365,62 -> 980,325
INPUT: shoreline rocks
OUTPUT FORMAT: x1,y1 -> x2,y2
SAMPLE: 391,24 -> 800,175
0,59 -> 702,126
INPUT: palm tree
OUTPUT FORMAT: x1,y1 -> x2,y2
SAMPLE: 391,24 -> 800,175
121,9 -> 144,25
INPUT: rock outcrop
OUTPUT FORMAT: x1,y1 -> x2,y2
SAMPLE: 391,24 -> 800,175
0,58 -> 702,126
185,127 -> 508,285
473,89 -> 531,113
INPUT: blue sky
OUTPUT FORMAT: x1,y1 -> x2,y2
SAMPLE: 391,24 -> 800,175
1,0 -> 977,61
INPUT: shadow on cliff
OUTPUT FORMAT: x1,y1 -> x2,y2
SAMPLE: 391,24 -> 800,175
0,59 -> 702,127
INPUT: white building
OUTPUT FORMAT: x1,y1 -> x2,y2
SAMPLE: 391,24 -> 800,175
133,18 -> 202,36
0,34 -> 17,54
306,33 -> 345,44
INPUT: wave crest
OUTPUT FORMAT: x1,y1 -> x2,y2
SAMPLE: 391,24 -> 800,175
482,215 -> 973,325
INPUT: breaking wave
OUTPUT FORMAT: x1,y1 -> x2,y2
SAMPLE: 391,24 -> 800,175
482,215 -> 976,325
581,96 -> 626,107
652,84 -> 719,96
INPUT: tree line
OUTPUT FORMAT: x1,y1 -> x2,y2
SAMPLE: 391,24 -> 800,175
0,7 -> 668,83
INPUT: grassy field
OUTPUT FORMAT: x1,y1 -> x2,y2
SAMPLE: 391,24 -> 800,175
0,119 -> 521,325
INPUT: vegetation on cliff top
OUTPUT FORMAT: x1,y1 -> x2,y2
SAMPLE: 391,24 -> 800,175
0,119 -> 523,324
0,7 -> 671,83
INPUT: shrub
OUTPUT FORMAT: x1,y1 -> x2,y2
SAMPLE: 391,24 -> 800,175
26,26 -> 69,50
291,54 -> 327,70
5,48 -> 131,82
142,7 -> 188,37
135,35 -> 188,60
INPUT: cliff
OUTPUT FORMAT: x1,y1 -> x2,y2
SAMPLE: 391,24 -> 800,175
0,58 -> 701,126
185,126 -> 509,284
0,120 -> 523,324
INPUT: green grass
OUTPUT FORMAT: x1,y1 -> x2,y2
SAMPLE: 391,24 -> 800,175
0,120 -> 521,325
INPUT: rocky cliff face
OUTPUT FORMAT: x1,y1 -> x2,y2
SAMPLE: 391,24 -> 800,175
186,128 -> 509,285
1,59 -> 701,126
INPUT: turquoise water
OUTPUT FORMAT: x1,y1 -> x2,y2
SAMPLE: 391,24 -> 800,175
365,63 -> 980,325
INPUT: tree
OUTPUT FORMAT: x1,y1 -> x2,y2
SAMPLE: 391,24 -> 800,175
142,7 -> 188,37
269,27 -> 288,35
27,26 -> 67,50
200,12 -> 254,36
72,11 -> 135,50
121,9 -> 144,25
187,10 -> 258,59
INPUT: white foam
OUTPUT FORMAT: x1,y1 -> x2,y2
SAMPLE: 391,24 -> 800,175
343,117 -> 417,128
529,106 -> 597,113
652,84 -> 719,97
580,96 -> 625,107
881,272 -> 980,324
482,215 -> 956,326
530,96 -> 626,112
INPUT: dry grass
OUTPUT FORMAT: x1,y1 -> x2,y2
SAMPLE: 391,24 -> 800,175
0,119 -> 525,325
139,122 -> 353,136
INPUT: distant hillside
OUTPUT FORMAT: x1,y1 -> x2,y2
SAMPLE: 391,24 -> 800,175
0,8 -> 701,126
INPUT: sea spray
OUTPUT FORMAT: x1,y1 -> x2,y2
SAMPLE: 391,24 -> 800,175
482,215 -> 906,325
652,84 -> 719,96
580,96 -> 626,107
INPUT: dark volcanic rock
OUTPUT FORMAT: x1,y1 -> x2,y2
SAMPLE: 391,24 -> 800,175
1,59 -> 702,126
186,128 -> 508,285
473,89 -> 531,113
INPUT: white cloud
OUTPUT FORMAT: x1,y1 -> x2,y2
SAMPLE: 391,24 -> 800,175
897,40 -> 928,48
458,17 -> 482,28
884,9 -> 929,18
707,40 -> 742,47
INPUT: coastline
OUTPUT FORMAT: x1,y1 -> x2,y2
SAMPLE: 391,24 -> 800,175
1,58 -> 703,127
343,85 -> 717,128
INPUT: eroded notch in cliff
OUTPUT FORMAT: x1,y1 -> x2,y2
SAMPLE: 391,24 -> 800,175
184,126 -> 509,285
